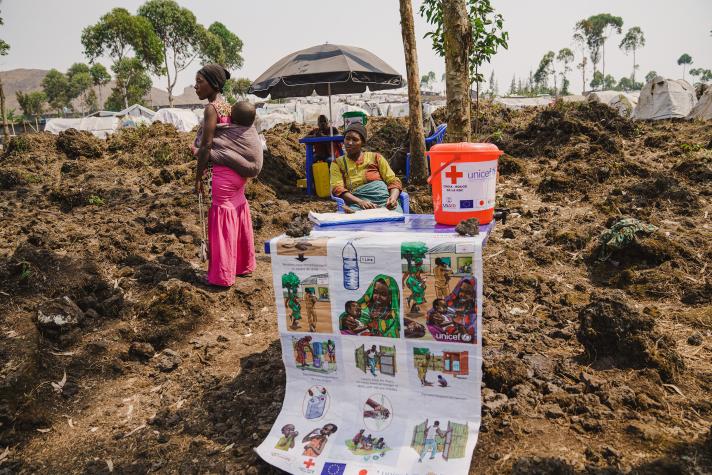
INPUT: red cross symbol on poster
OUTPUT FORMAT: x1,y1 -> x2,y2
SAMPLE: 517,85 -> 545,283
445,165 -> 463,184
303,458 -> 315,469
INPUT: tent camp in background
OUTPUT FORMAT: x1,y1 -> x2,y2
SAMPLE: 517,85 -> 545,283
687,86 -> 712,120
44,116 -> 119,139
153,107 -> 200,132
634,77 -> 697,120
494,96 -> 554,110
587,91 -> 640,118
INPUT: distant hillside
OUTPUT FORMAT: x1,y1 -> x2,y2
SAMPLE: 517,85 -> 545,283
0,68 -> 202,113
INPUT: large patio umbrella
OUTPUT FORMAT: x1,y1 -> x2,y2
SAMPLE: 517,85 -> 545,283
248,43 -> 403,135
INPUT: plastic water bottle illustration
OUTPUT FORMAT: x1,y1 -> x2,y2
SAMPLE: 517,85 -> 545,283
342,241 -> 359,290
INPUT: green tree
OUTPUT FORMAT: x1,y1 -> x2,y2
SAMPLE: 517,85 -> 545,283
573,32 -> 589,93
487,70 -> 498,97
16,91 -> 46,119
206,22 -> 245,70
223,77 -> 252,103
281,272 -> 300,295
0,9 -> 10,141
619,26 -> 645,83
67,63 -> 94,114
90,63 -> 111,109
420,70 -> 437,90
534,51 -> 555,93
508,75 -> 516,95
81,7 -> 163,69
557,48 -> 574,95
105,58 -> 152,110
42,69 -> 72,115
81,7 -> 163,108
589,14 -> 623,79
138,1 -> 243,106
645,70 -> 658,83
590,71 -> 604,91
677,53 -> 693,81
574,19 -> 601,79
616,76 -> 641,91
690,68 -> 712,83
401,242 -> 428,273
420,0 -> 508,136
603,74 -> 617,90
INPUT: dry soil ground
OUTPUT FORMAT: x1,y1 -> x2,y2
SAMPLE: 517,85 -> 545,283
0,102 -> 710,474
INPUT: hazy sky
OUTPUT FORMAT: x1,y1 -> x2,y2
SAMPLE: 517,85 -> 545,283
2,0 -> 710,95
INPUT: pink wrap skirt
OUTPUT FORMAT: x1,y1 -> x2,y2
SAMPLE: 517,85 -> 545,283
207,165 -> 255,286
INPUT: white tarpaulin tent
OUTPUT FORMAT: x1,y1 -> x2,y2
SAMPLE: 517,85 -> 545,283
44,117 -> 120,139
153,108 -> 200,132
117,104 -> 155,120
494,96 -> 554,109
634,77 -> 697,120
588,91 -> 640,118
687,86 -> 712,120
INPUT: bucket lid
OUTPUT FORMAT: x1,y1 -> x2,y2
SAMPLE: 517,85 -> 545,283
429,142 -> 502,154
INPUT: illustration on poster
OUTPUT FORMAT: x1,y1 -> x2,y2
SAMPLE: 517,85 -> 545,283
401,241 -> 477,343
282,271 -> 332,333
275,424 -> 299,452
411,419 -> 469,462
354,343 -> 397,377
293,336 -> 337,373
302,423 -> 338,457
303,386 -> 330,420
346,429 -> 392,460
363,394 -> 393,431
413,347 -> 469,388
338,274 -> 400,338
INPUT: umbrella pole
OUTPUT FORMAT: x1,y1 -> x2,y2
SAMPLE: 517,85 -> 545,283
328,82 -> 334,162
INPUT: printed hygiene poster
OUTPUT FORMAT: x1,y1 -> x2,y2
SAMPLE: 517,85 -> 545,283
257,230 -> 485,475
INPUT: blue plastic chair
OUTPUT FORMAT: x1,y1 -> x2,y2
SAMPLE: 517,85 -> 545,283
405,123 -> 447,183
331,191 -> 410,214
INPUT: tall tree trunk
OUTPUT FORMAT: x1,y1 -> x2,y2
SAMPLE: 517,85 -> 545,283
0,76 -> 9,143
165,51 -> 174,107
602,40 -> 606,79
399,0 -> 427,185
443,0 -> 471,142
632,47 -> 636,82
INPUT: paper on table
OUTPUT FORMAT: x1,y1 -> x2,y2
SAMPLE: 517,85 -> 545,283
308,208 -> 405,226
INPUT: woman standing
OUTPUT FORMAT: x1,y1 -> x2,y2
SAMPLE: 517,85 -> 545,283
194,64 -> 255,286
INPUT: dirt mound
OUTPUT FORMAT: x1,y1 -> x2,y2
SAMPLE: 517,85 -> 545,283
483,355 -> 532,394
577,292 -> 684,381
626,174 -> 700,210
367,117 -> 409,171
511,101 -> 634,158
673,155 -> 712,184
107,122 -> 193,168
56,128 -> 104,159
134,279 -> 210,349
3,132 -> 59,160
259,122 -> 310,196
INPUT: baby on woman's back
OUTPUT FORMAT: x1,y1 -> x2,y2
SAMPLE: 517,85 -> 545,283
194,101 -> 264,178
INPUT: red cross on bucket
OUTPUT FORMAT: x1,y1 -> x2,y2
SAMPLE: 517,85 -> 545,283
303,458 -> 315,469
445,165 -> 463,184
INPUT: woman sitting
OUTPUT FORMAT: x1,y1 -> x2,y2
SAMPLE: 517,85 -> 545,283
329,122 -> 402,213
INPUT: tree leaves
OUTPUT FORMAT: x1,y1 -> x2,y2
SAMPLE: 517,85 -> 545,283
419,0 -> 508,86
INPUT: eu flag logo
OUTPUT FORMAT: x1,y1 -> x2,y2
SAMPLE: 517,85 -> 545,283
460,199 -> 474,209
321,462 -> 347,475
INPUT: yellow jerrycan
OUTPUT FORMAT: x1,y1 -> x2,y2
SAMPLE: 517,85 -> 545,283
312,162 -> 331,198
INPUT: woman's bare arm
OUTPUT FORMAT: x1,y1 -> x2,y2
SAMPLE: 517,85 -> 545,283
195,105 -> 217,195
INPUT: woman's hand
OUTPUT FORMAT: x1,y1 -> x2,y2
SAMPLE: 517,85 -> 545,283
359,199 -> 378,210
385,195 -> 398,210
195,175 -> 205,196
